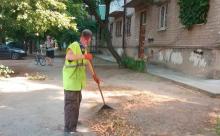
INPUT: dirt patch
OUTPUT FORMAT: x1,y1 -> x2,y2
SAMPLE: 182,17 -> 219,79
1,58 -> 220,136
88,92 -> 219,136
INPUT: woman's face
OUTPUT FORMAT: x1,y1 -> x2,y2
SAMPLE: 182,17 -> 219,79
80,36 -> 91,47
47,36 -> 51,41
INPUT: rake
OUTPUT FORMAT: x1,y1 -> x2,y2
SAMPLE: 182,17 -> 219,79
89,60 -> 113,111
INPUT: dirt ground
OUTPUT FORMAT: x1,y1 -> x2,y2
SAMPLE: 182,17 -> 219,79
86,64 -> 220,136
0,57 -> 220,136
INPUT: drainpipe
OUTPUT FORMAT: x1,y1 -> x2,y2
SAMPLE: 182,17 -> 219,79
122,0 -> 127,55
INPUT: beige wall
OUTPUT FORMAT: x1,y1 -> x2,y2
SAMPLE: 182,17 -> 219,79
110,0 -> 220,51
125,8 -> 140,58
111,17 -> 123,48
108,0 -> 220,78
145,0 -> 220,78
145,0 -> 220,47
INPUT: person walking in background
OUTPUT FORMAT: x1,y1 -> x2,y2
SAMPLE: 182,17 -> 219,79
45,35 -> 55,66
62,29 -> 100,134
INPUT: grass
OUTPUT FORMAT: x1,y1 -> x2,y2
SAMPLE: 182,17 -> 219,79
216,117 -> 220,136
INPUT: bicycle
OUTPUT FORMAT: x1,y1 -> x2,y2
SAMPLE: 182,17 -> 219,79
34,49 -> 46,66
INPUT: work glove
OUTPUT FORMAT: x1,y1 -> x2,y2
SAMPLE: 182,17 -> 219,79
93,74 -> 100,84
84,53 -> 93,61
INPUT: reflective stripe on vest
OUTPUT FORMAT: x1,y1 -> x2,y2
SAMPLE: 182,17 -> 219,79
64,63 -> 86,68
63,42 -> 87,91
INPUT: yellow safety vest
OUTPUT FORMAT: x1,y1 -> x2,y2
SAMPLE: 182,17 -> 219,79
62,42 -> 87,91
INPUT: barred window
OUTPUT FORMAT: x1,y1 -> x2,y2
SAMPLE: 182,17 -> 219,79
116,20 -> 122,37
110,23 -> 114,36
126,16 -> 132,36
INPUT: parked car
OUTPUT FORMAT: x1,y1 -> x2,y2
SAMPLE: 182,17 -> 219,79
7,41 -> 24,49
0,43 -> 26,60
7,42 -> 27,56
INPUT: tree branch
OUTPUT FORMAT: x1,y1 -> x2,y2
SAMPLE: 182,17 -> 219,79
104,0 -> 110,24
82,0 -> 103,25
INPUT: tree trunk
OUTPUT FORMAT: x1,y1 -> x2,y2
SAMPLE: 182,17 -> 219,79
0,32 -> 6,44
0,37 -> 6,44
82,0 -> 123,66
24,39 -> 29,53
29,40 -> 33,54
103,27 -> 122,66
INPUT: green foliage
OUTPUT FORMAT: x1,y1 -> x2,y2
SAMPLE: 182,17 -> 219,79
77,18 -> 97,34
216,117 -> 220,136
122,57 -> 146,72
0,65 -> 14,78
178,0 -> 209,29
51,1 -> 97,44
0,0 -> 98,48
0,0 -> 78,42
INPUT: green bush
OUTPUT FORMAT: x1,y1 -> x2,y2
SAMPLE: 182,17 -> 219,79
178,0 -> 209,29
0,65 -> 14,78
122,57 -> 146,72
216,117 -> 220,136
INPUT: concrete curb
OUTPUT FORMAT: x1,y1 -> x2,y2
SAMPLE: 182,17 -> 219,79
95,56 -> 220,98
147,72 -> 220,98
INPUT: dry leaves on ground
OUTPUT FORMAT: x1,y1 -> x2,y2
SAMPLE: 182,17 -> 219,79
88,110 -> 141,136
25,72 -> 47,80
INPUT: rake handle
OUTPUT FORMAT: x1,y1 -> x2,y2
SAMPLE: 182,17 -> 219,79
89,60 -> 106,105
98,83 -> 106,105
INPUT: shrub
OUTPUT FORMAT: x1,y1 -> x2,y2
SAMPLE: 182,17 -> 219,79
178,0 -> 209,29
122,57 -> 146,72
0,65 -> 14,78
216,117 -> 220,136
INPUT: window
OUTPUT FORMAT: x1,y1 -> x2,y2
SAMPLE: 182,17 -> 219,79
126,16 -> 132,36
140,11 -> 147,25
159,4 -> 167,30
110,23 -> 113,36
116,20 -> 122,37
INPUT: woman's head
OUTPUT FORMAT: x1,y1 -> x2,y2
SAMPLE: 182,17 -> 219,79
47,35 -> 51,40
80,29 -> 92,47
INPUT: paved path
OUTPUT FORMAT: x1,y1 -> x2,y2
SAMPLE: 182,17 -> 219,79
147,64 -> 220,97
0,58 -> 97,136
96,54 -> 220,97
1,57 -> 220,136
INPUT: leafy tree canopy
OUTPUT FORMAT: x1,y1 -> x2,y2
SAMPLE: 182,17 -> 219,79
0,0 -> 78,41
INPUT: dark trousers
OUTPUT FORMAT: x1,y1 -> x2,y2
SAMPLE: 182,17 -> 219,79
64,91 -> 82,132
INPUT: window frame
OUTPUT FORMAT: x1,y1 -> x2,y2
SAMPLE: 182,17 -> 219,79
110,23 -> 114,36
140,11 -> 147,25
126,16 -> 132,36
115,20 -> 122,37
158,4 -> 168,31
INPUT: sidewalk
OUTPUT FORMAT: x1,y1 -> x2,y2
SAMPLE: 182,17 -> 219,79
147,64 -> 220,97
95,54 -> 116,63
0,58 -> 97,136
96,54 -> 220,97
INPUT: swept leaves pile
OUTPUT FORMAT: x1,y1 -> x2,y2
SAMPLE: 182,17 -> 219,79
88,110 -> 141,136
25,72 -> 46,80
0,65 -> 14,78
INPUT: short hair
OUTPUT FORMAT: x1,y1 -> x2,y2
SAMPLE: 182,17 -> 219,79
81,29 -> 92,38
46,35 -> 51,39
